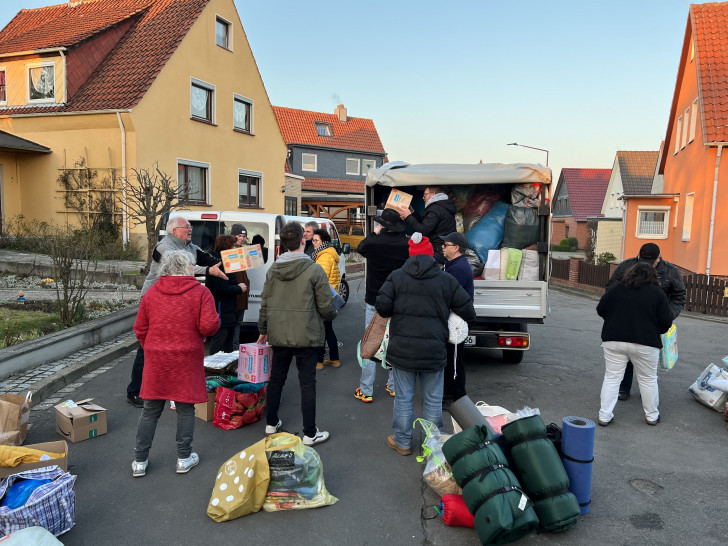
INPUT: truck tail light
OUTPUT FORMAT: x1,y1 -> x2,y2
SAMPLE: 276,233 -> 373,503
497,335 -> 529,348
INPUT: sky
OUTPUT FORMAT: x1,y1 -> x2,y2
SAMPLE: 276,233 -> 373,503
0,0 -> 712,181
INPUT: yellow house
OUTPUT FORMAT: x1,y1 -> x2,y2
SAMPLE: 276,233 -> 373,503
0,0 -> 286,247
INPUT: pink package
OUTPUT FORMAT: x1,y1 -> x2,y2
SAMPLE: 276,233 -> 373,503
238,343 -> 272,383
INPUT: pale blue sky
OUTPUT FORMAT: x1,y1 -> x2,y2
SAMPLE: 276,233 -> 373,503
0,0 -> 710,180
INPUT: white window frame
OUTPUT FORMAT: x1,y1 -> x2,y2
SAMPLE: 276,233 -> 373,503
238,168 -> 262,208
689,98 -> 698,144
362,159 -> 376,176
215,15 -> 233,51
674,116 -> 682,155
681,107 -> 690,149
636,206 -> 670,239
302,153 -> 317,172
315,122 -> 332,137
346,158 -> 360,175
0,66 -> 6,106
190,77 -> 216,124
177,158 -> 210,205
233,93 -> 253,134
26,61 -> 56,104
682,193 -> 695,241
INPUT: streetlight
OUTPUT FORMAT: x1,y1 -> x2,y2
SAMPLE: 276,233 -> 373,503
507,142 -> 549,166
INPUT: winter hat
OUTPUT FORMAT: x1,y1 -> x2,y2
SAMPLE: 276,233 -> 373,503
409,232 -> 434,257
638,242 -> 660,262
230,224 -> 247,236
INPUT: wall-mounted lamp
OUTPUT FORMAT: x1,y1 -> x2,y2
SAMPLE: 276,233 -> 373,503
280,186 -> 286,193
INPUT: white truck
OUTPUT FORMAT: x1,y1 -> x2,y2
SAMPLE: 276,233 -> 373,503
365,162 -> 552,363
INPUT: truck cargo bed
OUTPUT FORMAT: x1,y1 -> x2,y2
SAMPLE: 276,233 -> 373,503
473,280 -> 548,320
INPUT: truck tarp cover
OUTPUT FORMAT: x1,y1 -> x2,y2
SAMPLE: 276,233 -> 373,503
365,162 -> 552,188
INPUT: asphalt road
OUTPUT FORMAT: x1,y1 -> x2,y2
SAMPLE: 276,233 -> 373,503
24,281 -> 728,545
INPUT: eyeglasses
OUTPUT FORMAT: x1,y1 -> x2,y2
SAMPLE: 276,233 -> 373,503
423,191 -> 433,197
174,226 -> 193,231
442,243 -> 456,247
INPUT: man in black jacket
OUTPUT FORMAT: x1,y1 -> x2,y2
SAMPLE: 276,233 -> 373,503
355,209 -> 410,403
377,233 -> 475,456
605,242 -> 686,400
397,186 -> 456,264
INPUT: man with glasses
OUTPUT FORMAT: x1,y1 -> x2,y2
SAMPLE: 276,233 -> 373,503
397,185 -> 456,264
126,216 -> 227,408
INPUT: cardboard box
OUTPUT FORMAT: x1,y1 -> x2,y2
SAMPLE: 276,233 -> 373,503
238,343 -> 272,383
195,391 -> 217,422
220,244 -> 264,272
0,440 -> 68,478
384,188 -> 413,212
54,398 -> 107,443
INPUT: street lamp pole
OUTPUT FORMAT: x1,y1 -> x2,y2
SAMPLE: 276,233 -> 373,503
507,142 -> 549,166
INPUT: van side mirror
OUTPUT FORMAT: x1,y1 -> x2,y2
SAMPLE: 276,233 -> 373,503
342,242 -> 351,255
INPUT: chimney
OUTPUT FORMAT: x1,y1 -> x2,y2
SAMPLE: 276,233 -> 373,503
335,104 -> 347,123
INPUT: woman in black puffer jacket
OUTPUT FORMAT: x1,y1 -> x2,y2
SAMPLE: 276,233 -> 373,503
206,235 -> 247,353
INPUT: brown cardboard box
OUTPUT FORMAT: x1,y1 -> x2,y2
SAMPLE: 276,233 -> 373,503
195,392 -> 216,421
220,244 -> 264,272
54,398 -> 107,443
0,440 -> 68,478
384,188 -> 413,212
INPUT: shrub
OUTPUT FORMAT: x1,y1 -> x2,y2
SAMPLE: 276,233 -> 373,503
597,252 -> 616,266
565,237 -> 579,250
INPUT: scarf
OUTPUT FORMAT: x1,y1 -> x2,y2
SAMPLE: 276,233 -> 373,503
425,192 -> 449,208
311,241 -> 333,262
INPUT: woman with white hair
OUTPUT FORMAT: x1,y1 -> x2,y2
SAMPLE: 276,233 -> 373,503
132,250 -> 220,477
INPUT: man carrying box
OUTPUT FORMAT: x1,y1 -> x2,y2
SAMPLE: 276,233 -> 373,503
257,221 -> 336,446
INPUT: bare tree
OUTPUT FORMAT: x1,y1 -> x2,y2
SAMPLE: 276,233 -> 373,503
124,163 -> 187,273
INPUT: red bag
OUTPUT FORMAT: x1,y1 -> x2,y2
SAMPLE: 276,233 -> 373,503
212,386 -> 266,430
441,494 -> 475,528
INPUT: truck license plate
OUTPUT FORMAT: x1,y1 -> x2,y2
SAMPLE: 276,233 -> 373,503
464,336 -> 475,347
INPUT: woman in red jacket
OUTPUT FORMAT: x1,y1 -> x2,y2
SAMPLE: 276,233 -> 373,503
132,250 -> 220,477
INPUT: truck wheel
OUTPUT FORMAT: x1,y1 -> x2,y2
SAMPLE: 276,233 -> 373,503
502,350 -> 524,364
339,279 -> 349,306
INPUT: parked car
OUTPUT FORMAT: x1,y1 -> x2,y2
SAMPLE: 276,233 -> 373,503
338,224 -> 365,250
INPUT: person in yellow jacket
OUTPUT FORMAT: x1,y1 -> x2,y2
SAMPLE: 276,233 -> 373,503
312,229 -> 341,370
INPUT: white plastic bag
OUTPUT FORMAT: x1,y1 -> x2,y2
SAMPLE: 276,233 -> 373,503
689,364 -> 728,411
415,420 -> 461,497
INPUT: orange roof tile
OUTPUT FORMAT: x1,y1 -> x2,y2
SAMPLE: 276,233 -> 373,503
302,178 -> 364,194
0,0 -> 208,114
273,106 -> 385,154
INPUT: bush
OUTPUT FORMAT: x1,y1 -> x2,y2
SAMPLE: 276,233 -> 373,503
597,252 -> 616,266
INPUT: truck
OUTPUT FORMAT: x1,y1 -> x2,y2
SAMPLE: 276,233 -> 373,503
365,162 -> 552,363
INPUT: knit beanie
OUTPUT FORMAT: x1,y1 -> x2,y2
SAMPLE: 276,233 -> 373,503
409,232 -> 434,257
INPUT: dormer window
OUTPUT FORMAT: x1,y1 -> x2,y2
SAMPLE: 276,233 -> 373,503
27,62 -> 55,103
315,122 -> 332,137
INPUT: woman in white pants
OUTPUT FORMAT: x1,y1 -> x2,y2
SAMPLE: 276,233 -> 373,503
596,262 -> 673,426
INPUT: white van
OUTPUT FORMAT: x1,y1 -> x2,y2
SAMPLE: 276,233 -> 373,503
158,211 -> 350,334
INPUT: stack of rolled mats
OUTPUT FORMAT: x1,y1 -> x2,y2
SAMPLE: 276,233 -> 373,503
500,414 -> 580,532
443,424 -> 539,545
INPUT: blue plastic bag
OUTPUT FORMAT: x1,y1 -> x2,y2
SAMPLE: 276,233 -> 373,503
1,478 -> 52,510
466,201 -> 509,263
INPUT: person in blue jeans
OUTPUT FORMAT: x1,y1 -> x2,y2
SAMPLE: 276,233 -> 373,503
355,209 -> 409,402
376,233 -> 475,455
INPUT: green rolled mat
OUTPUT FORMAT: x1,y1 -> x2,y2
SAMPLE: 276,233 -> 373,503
472,488 -> 539,545
501,415 -> 580,532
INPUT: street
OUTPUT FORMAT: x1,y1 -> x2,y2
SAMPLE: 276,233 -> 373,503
25,281 -> 728,545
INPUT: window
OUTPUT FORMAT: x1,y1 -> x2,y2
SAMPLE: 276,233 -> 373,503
190,78 -> 215,123
362,159 -> 376,176
233,94 -> 252,133
674,116 -> 682,154
682,193 -> 694,241
27,62 -> 55,102
216,17 -> 231,49
238,169 -> 261,207
315,122 -> 332,137
689,98 -> 698,143
302,153 -> 317,171
0,68 -> 5,104
346,158 -> 360,175
681,107 -> 690,149
636,207 -> 670,239
284,196 -> 297,216
178,161 -> 209,204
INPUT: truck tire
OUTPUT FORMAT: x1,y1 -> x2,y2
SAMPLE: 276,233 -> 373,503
502,323 -> 527,364
339,279 -> 349,306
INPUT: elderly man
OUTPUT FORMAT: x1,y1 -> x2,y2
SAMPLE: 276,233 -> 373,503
605,242 -> 685,400
397,186 -> 456,263
441,232 -> 474,406
126,216 -> 227,408
303,220 -> 319,257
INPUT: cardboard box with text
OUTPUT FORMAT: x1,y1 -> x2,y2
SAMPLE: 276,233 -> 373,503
220,244 -> 264,273
55,398 -> 107,443
238,343 -> 271,383
384,188 -> 413,212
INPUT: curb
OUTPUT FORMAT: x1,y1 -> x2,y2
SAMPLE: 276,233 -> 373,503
31,336 -> 139,404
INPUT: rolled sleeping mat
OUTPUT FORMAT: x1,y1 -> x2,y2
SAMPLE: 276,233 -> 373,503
444,425 -> 539,545
449,395 -> 495,435
561,416 -> 595,515
501,414 -> 580,533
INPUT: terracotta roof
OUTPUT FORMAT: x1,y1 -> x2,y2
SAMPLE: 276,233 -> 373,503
557,168 -> 611,221
273,106 -> 386,154
616,151 -> 659,195
302,178 -> 364,194
0,0 -> 209,114
692,2 -> 728,143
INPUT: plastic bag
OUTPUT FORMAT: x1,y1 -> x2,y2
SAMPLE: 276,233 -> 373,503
511,184 -> 541,208
212,386 -> 266,430
502,206 -> 540,249
659,324 -> 678,370
466,201 -> 509,263
464,249 -> 484,277
416,419 -> 461,497
263,433 -> 338,511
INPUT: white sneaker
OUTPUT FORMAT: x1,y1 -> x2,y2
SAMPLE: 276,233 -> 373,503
176,453 -> 199,474
265,419 -> 282,435
132,460 -> 148,477
303,429 -> 330,446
